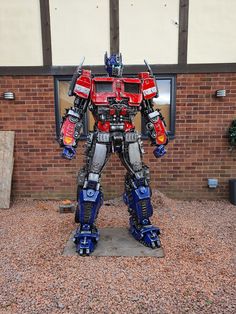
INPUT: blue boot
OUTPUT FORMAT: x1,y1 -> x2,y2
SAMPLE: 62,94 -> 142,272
74,186 -> 103,256
129,218 -> 161,248
73,224 -> 100,256
124,185 -> 161,249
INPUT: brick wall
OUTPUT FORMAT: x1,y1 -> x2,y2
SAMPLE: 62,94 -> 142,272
0,74 -> 235,200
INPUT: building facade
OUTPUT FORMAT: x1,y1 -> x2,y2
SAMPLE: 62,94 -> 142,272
0,0 -> 235,199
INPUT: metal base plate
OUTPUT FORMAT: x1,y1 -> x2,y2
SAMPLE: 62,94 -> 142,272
63,227 -> 164,257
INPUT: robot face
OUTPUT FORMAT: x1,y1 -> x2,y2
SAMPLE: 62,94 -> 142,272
104,52 -> 123,77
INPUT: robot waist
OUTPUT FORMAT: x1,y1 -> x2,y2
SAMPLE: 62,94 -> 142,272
96,131 -> 140,143
97,121 -> 134,132
109,123 -> 124,131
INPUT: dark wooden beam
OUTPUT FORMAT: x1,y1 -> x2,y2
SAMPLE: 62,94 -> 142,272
1,63 -> 236,76
178,0 -> 189,64
124,63 -> 236,74
39,0 -> 52,66
0,66 -> 105,76
110,0 -> 119,54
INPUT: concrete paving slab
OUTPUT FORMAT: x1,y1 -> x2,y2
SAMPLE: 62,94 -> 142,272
63,227 -> 164,257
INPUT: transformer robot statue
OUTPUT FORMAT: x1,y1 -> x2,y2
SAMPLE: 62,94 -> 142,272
60,53 -> 168,256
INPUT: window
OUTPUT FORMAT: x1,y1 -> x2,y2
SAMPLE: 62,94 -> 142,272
54,76 -> 89,140
124,82 -> 140,94
95,82 -> 113,93
142,76 -> 176,138
54,75 -> 176,140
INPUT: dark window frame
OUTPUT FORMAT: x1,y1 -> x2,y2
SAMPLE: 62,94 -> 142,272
54,75 -> 89,140
142,75 -> 176,139
54,74 -> 176,141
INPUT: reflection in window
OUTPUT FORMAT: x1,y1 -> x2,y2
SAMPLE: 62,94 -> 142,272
124,82 -> 140,94
95,82 -> 113,93
55,79 -> 88,138
155,79 -> 171,130
58,81 -> 72,117
54,76 -> 175,139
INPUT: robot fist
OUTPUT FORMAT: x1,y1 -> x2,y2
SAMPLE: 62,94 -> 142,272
153,145 -> 166,158
62,146 -> 76,160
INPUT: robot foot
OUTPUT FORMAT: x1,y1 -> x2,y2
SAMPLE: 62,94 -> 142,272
129,218 -> 161,249
73,224 -> 99,256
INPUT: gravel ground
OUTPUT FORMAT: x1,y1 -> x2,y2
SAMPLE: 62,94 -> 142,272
0,191 -> 235,314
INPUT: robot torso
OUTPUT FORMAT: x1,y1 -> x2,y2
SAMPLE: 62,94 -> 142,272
73,70 -> 158,133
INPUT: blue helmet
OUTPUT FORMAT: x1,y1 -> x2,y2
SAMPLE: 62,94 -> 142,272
104,52 -> 123,77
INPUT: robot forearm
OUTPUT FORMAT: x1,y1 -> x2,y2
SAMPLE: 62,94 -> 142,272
142,100 -> 168,158
60,68 -> 91,160
60,103 -> 84,159
146,110 -> 168,147
60,107 -> 82,148
139,70 -> 168,150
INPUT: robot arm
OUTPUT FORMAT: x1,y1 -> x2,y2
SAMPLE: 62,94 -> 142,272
60,68 -> 92,159
60,101 -> 84,159
139,71 -> 168,158
141,99 -> 168,157
145,107 -> 168,158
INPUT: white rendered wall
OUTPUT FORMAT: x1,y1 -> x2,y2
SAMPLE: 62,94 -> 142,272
0,0 -> 43,66
50,0 -> 110,66
188,0 -> 236,63
119,0 -> 179,65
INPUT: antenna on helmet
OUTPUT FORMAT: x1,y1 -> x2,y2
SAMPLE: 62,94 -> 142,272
144,59 -> 154,77
68,56 -> 85,96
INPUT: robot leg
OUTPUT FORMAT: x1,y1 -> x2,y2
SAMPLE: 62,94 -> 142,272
74,140 -> 110,255
120,140 -> 161,248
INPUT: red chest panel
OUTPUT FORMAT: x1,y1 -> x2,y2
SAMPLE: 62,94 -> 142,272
139,72 -> 158,99
74,69 -> 92,99
90,77 -> 143,106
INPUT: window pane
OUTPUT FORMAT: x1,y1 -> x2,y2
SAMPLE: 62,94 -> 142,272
58,80 -> 88,135
95,82 -> 113,93
134,112 -> 142,133
155,79 -> 171,130
88,113 -> 95,132
124,83 -> 140,94
58,81 -> 73,117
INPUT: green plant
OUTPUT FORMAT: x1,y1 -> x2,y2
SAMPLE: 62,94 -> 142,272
229,119 -> 236,151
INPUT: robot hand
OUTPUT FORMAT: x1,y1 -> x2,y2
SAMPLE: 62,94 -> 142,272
153,145 -> 166,158
62,146 -> 76,160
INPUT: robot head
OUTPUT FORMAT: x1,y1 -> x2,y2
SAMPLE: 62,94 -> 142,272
104,52 -> 123,77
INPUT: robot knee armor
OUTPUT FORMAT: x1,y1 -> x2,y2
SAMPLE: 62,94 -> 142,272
123,174 -> 161,249
73,224 -> 100,256
74,183 -> 103,255
75,187 -> 103,224
124,185 -> 153,224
